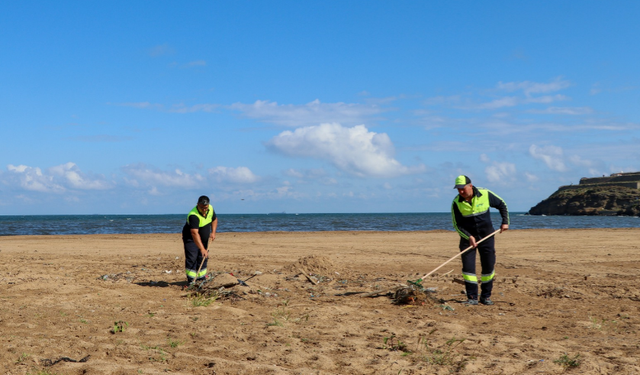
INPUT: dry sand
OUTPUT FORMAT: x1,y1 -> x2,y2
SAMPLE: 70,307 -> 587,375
1,228 -> 639,374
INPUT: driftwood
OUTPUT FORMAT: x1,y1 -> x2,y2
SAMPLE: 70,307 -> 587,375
297,267 -> 319,285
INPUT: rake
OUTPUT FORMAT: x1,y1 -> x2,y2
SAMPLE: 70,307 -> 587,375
360,229 -> 501,298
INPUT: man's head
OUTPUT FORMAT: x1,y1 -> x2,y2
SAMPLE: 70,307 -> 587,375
197,195 -> 210,213
454,175 -> 473,199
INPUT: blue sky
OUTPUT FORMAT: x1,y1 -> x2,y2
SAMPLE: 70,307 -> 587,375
1,1 -> 639,215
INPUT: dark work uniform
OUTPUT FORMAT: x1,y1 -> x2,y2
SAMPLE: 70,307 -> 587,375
451,186 -> 509,300
182,206 -> 216,282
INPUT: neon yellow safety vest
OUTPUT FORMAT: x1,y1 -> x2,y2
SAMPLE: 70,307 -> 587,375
453,188 -> 491,218
451,187 -> 508,240
186,206 -> 215,228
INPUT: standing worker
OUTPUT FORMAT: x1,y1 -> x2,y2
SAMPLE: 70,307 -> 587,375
182,195 -> 218,284
451,175 -> 509,306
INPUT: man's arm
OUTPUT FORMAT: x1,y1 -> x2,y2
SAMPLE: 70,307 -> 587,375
190,228 -> 208,257
188,215 -> 209,257
488,190 -> 509,232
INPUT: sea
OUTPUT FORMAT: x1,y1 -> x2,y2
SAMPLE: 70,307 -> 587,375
0,212 -> 638,236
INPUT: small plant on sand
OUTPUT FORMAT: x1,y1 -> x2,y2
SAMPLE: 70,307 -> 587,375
382,334 -> 411,354
589,316 -> 618,332
267,299 -> 291,327
188,292 -> 217,307
111,320 -> 129,334
15,352 -> 30,364
266,299 -> 309,327
167,337 -> 182,348
141,344 -> 167,363
554,353 -> 581,368
418,329 -> 468,372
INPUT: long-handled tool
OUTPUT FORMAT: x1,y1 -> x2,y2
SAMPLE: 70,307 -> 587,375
191,238 -> 211,286
360,229 -> 501,298
188,256 -> 208,286
196,256 -> 207,278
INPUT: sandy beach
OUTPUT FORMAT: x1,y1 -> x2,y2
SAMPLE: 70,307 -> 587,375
1,228 -> 639,374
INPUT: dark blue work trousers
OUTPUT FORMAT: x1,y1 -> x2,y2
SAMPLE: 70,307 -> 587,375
459,236 -> 495,300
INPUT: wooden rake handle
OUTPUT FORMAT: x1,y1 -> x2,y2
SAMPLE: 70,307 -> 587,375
418,229 -> 501,280
192,239 -> 210,285
360,229 -> 501,298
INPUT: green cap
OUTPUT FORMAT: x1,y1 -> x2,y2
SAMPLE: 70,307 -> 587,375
453,175 -> 471,189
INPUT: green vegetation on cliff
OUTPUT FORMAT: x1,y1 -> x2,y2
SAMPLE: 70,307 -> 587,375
528,186 -> 640,216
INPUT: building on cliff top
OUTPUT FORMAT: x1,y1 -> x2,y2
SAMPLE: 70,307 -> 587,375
558,171 -> 640,192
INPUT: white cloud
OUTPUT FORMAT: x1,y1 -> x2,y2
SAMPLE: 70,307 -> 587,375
283,168 -> 324,179
475,94 -> 568,110
7,165 -> 65,193
528,106 -> 594,115
48,162 -> 111,190
569,155 -> 602,176
484,162 -> 516,184
525,94 -> 569,104
266,123 -> 426,178
5,163 -> 110,192
569,155 -> 594,168
229,99 -> 387,127
121,164 -> 205,188
497,78 -> 571,96
475,97 -> 520,110
525,172 -> 539,182
470,78 -> 572,110
208,166 -> 259,184
529,145 -> 567,172
284,168 -> 304,178
480,155 -> 516,184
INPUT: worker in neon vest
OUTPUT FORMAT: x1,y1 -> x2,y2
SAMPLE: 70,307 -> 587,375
182,195 -> 218,283
451,175 -> 509,306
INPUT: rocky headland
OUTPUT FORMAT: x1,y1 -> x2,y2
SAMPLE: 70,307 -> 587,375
528,172 -> 640,216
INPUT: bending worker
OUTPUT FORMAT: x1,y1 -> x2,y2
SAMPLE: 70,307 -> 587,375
451,175 -> 509,306
182,195 -> 218,283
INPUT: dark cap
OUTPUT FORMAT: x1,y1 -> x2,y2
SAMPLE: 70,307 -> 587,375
453,175 -> 471,189
197,195 -> 210,205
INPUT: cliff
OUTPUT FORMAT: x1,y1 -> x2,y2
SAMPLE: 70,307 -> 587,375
528,185 -> 640,216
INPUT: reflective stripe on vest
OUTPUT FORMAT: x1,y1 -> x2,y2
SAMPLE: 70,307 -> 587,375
186,206 -> 214,228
